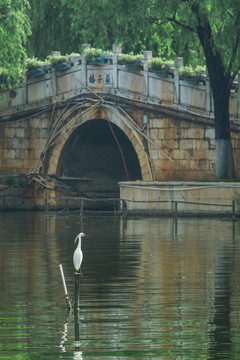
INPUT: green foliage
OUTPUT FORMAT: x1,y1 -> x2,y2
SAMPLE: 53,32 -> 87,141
27,0 -> 72,59
69,52 -> 80,57
26,0 -> 240,78
46,54 -> 68,66
83,47 -> 103,60
25,57 -> 45,70
82,47 -> 113,65
0,67 -> 13,89
0,0 -> 31,86
27,0 -> 178,58
156,0 -> 239,76
179,66 -> 200,79
195,65 -> 206,73
83,48 -> 102,57
119,53 -> 143,64
148,57 -> 173,70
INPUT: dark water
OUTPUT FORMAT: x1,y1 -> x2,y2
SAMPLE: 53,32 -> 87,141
0,212 -> 240,359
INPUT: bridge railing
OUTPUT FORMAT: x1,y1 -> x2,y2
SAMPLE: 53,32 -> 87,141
43,194 -> 237,217
0,44 -> 239,123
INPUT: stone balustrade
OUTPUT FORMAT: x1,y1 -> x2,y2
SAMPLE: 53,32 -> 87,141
0,44 -> 239,123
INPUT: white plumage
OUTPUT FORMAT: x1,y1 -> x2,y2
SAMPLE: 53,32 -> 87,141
73,232 -> 86,272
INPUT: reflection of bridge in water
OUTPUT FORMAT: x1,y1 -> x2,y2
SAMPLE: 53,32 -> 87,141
0,44 -> 240,209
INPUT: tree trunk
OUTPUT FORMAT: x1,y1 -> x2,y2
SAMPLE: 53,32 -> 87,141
212,83 -> 236,178
215,140 -> 235,179
193,5 -> 236,178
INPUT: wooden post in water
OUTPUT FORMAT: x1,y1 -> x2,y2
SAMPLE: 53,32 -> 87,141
74,272 -> 81,349
74,307 -> 80,348
74,272 -> 81,310
59,264 -> 72,310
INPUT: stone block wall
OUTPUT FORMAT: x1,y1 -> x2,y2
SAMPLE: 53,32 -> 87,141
1,108 -> 240,182
0,114 -> 49,174
149,116 -> 240,180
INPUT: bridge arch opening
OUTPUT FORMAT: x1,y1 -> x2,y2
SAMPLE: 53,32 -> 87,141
58,119 -> 142,198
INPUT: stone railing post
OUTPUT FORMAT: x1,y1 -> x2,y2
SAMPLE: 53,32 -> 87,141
143,51 -> 152,98
112,44 -> 121,91
174,57 -> 183,104
51,51 -> 61,98
80,44 -> 91,87
51,51 -> 61,57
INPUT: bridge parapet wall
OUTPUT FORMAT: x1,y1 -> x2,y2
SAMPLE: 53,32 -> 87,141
0,44 -> 239,122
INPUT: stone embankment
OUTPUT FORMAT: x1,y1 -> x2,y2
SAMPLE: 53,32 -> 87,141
119,181 -> 240,217
0,184 -> 35,210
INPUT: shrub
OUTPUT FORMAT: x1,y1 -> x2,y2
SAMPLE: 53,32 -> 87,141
0,67 -> 12,88
46,55 -> 68,66
119,53 -> 143,64
84,47 -> 103,59
180,65 -> 205,78
25,57 -> 45,70
148,57 -> 170,70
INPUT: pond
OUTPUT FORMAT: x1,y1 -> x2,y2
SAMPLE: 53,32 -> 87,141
0,211 -> 240,359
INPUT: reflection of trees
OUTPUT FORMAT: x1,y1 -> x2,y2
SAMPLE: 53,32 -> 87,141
119,217 -> 236,357
0,211 -> 73,351
209,223 -> 235,359
0,213 -> 239,358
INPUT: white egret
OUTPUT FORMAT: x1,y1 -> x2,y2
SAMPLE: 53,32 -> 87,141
73,232 -> 86,273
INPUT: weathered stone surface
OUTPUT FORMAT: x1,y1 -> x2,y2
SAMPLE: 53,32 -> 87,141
120,181 -> 240,215
0,185 -> 35,210
0,55 -> 239,209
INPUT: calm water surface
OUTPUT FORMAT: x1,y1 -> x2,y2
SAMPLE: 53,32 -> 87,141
0,212 -> 240,359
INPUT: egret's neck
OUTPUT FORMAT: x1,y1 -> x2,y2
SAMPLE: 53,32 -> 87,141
77,236 -> 82,249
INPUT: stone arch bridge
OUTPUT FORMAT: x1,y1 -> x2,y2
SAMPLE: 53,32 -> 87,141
0,45 -> 240,209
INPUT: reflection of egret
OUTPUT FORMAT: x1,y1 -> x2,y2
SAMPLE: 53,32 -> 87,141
73,232 -> 86,273
73,350 -> 83,360
60,321 -> 69,353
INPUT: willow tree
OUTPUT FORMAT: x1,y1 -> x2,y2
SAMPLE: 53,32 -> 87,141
28,0 -> 177,60
27,0 -> 73,59
0,0 -> 31,83
153,0 -> 240,178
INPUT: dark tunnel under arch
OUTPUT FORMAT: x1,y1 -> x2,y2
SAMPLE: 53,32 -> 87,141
59,119 -> 142,198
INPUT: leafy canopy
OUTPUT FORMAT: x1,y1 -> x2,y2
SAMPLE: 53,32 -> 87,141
0,0 -> 31,82
1,0 -> 239,89
59,0 -> 239,73
27,0 -> 72,59
149,0 -> 240,74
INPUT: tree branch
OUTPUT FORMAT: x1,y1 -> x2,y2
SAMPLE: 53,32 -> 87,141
150,17 -> 171,26
150,15 -> 195,32
168,16 -> 195,32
